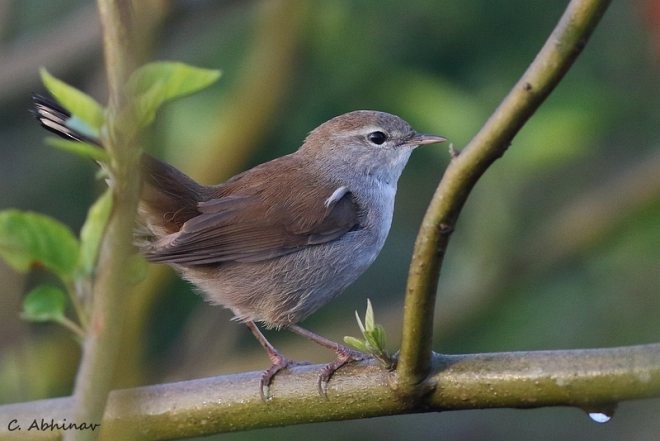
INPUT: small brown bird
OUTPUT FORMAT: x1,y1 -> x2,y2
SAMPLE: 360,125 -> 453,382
33,95 -> 445,397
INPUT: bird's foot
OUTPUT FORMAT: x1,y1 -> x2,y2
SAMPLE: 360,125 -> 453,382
318,346 -> 367,397
260,352 -> 311,401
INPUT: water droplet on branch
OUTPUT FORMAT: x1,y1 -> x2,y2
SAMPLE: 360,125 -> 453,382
588,412 -> 611,423
583,403 -> 617,424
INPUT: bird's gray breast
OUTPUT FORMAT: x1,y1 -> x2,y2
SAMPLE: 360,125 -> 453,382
267,181 -> 396,323
314,178 -> 397,288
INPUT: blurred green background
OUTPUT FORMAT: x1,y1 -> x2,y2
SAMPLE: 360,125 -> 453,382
1,0 -> 659,439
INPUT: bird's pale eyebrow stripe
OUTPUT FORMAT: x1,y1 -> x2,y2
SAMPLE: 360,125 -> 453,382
343,126 -> 383,137
324,186 -> 349,207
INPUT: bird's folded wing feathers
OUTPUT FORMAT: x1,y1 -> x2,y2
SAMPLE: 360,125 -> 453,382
145,186 -> 360,265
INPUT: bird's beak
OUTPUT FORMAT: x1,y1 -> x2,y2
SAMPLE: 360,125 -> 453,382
409,133 -> 447,146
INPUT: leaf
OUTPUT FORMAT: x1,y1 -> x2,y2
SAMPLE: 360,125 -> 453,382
45,137 -> 109,162
373,325 -> 386,350
354,310 -> 366,334
343,336 -> 368,352
132,79 -> 167,128
40,68 -> 105,130
0,210 -> 80,281
21,285 -> 67,322
344,299 -> 393,369
127,61 -> 221,127
365,298 -> 375,331
78,189 -> 113,276
128,61 -> 221,102
365,332 -> 379,352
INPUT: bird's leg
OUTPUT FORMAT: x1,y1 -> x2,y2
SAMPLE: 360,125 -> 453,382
245,320 -> 293,400
288,324 -> 366,396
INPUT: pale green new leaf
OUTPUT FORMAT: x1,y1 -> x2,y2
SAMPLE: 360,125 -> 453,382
0,210 -> 80,281
45,137 -> 109,162
127,61 -> 221,127
132,79 -> 167,128
40,68 -> 105,130
364,298 -> 375,331
373,325 -> 386,350
344,299 -> 392,368
343,336 -> 368,352
20,285 -> 67,322
78,189 -> 113,276
365,330 -> 380,352
354,310 -> 366,334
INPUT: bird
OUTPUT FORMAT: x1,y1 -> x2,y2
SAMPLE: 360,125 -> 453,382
32,94 -> 446,398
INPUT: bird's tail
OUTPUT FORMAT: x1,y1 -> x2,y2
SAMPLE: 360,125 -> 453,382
31,94 -> 209,237
31,94 -> 102,146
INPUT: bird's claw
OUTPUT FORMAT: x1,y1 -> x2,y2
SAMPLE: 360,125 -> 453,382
260,356 -> 289,401
260,357 -> 312,401
317,347 -> 366,397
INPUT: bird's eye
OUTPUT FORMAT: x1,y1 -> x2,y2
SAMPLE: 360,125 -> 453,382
367,131 -> 388,145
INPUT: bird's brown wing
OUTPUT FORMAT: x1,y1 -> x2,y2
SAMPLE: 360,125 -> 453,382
144,183 -> 360,265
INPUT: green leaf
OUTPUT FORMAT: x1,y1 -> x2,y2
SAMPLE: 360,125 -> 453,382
373,325 -> 386,350
365,332 -> 379,352
45,137 -> 109,162
78,189 -> 113,276
343,336 -> 368,352
21,285 -> 67,322
127,61 -> 221,127
40,68 -> 105,130
364,298 -> 375,331
354,309 -> 366,334
345,299 -> 393,369
128,61 -> 221,101
0,210 -> 80,281
132,79 -> 167,128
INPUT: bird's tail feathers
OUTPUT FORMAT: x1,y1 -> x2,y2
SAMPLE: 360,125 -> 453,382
31,94 -> 101,146
32,93 -> 207,238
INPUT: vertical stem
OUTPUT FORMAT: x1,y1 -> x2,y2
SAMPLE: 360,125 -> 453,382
95,0 -> 134,111
397,0 -> 612,392
65,1 -> 140,440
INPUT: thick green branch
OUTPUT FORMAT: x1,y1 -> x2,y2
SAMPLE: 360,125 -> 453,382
1,344 -> 658,439
398,0 -> 612,389
66,1 -> 140,440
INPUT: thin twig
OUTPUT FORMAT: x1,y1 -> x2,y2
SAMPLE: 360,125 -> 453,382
55,315 -> 86,340
397,0 -> 613,391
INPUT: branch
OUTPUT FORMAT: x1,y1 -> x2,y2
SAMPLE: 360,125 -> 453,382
397,0 -> 612,390
1,344 -> 658,439
65,1 -> 141,440
96,0 -> 135,111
